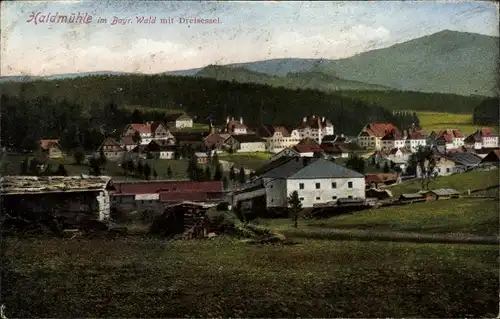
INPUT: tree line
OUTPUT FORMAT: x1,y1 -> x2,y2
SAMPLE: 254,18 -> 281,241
1,73 -> 421,150
472,97 -> 499,126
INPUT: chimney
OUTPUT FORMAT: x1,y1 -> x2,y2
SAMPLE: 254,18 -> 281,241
321,116 -> 325,122
303,117 -> 307,122
340,133 -> 344,138
240,117 -> 243,124
226,117 -> 230,124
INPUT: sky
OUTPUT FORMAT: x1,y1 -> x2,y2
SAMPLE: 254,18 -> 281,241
1,1 -> 498,76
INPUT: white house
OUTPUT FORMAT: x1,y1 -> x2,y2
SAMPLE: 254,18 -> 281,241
296,115 -> 334,144
225,117 -> 248,135
225,134 -> 266,153
416,156 -> 457,178
405,130 -> 427,152
234,157 -> 365,209
257,125 -> 301,153
165,113 -> 193,128
358,123 -> 401,150
97,137 -> 126,160
122,122 -> 174,145
464,128 -> 498,149
380,131 -> 406,151
433,129 -> 465,150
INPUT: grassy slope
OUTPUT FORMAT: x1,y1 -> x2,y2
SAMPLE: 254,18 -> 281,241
219,153 -> 272,170
3,238 -> 498,318
306,198 -> 499,236
417,111 -> 498,134
390,169 -> 499,197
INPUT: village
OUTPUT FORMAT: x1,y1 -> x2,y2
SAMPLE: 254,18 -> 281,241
1,112 -> 499,237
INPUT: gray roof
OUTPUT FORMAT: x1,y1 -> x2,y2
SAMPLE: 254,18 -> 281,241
400,193 -> 424,199
428,188 -> 460,196
446,152 -> 482,166
1,175 -> 112,195
263,157 -> 364,179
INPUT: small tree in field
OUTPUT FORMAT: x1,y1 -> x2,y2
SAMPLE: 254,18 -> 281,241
288,190 -> 302,228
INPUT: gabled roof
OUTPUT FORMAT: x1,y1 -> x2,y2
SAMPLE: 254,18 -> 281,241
406,130 -> 427,140
381,130 -> 404,141
98,137 -> 125,152
142,140 -> 176,152
263,157 -> 363,179
445,152 -> 482,166
297,115 -> 333,130
464,127 -> 498,143
436,129 -> 464,142
256,125 -> 293,138
229,134 -> 265,143
171,131 -> 207,142
361,123 -> 400,138
121,135 -> 136,145
226,118 -> 247,131
255,155 -> 297,176
426,188 -> 460,196
480,149 -> 500,163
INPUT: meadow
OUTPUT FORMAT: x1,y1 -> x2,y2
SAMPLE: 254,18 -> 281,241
388,169 -> 499,197
417,111 -> 497,134
3,237 -> 498,318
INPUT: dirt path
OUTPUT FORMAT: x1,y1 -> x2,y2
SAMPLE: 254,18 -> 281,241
283,227 -> 500,245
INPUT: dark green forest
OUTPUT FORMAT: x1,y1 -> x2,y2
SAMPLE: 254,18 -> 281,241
472,97 -> 500,126
0,74 -> 421,152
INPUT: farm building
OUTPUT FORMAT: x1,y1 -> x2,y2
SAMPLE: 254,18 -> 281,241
423,188 -> 461,200
0,175 -> 114,228
398,193 -> 426,203
366,188 -> 393,200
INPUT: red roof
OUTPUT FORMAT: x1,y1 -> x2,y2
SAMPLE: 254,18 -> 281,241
297,115 -> 333,130
464,127 -> 498,143
365,174 -> 384,184
293,144 -> 323,154
362,123 -> 400,138
114,180 -> 223,195
436,129 -> 464,142
406,130 -> 426,140
226,118 -> 247,132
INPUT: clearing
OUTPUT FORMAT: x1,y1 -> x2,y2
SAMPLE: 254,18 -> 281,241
417,112 -> 496,135
3,237 -> 498,318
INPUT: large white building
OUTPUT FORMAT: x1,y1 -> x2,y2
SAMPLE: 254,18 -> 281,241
297,115 -> 334,144
257,125 -> 301,153
233,157 -> 365,209
464,128 -> 499,149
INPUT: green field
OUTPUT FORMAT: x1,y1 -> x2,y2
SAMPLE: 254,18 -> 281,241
1,154 -> 190,180
389,169 -> 499,197
304,198 -> 498,236
417,112 -> 496,135
219,152 -> 272,170
3,237 -> 498,318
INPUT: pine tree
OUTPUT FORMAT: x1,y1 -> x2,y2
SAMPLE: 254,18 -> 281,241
383,161 -> 390,173
137,161 -> 144,176
153,168 -> 158,179
167,166 -> 173,179
127,159 -> 135,176
74,147 -> 85,165
229,166 -> 236,181
56,164 -> 68,176
204,166 -> 211,181
20,157 -> 29,175
143,162 -> 151,180
213,164 -> 223,180
99,149 -> 107,166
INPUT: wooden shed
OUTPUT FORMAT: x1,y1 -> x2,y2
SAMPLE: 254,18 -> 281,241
423,188 -> 461,200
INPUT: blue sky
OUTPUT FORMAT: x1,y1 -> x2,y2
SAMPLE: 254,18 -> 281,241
1,1 -> 498,76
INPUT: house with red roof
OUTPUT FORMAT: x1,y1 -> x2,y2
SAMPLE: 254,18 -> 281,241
404,129 -> 427,151
225,117 -> 248,135
122,121 -> 174,145
464,127 -> 498,150
256,124 -> 301,153
39,139 -> 64,159
296,115 -> 334,144
358,123 -> 401,150
380,130 -> 406,151
431,129 -> 465,150
292,138 -> 324,157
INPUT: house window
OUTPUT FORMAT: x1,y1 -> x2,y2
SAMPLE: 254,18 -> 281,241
332,196 -> 337,200
315,183 -> 320,189
348,182 -> 353,188
331,182 -> 337,188
299,183 -> 304,189
316,197 -> 321,200
446,168 -> 450,173
299,197 -> 304,201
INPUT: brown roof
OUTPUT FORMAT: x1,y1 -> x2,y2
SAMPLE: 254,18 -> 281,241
362,123 -> 400,138
381,130 -> 403,141
113,180 -> 223,195
121,135 -> 136,145
257,125 -> 292,138
298,115 -> 333,130
171,131 -> 206,142
226,119 -> 247,132
229,134 -> 265,143
98,137 -> 125,152
293,139 -> 323,153
436,129 -> 464,142
406,130 -> 427,140
203,133 -> 223,148
464,127 -> 498,143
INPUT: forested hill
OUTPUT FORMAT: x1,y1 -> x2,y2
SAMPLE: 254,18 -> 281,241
0,74 -> 419,150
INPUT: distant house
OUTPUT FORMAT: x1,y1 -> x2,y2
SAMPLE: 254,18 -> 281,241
97,137 -> 126,160
257,125 -> 301,153
121,136 -> 137,151
480,149 -> 500,163
142,140 -> 176,159
404,130 -> 427,152
165,113 -> 193,128
225,117 -> 248,135
267,147 -> 300,163
358,123 -> 401,150
321,143 -> 350,159
171,132 -> 207,149
445,152 -> 482,171
292,138 -> 324,157
233,157 -> 365,209
321,134 -> 349,144
432,129 -> 465,151
225,134 -> 266,153
122,121 -> 174,145
203,131 -> 225,153
381,130 -> 406,151
398,193 -> 426,203
193,152 -> 209,164
464,127 -> 498,149
416,155 -> 456,178
39,139 -> 63,159
296,115 -> 334,144
423,188 -> 460,200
